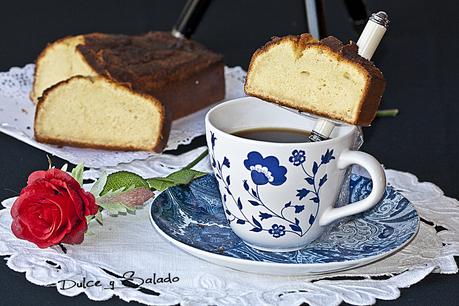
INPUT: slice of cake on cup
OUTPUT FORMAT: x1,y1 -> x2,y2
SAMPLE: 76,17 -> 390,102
244,34 -> 386,126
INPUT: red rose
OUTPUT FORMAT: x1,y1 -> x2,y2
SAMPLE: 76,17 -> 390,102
10,168 -> 98,248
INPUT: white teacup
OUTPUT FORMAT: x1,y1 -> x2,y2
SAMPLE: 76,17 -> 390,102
205,97 -> 386,252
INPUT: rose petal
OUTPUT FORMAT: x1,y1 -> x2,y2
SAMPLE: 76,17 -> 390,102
81,191 -> 98,216
26,170 -> 48,185
61,220 -> 87,245
22,206 -> 49,233
48,194 -> 77,235
46,169 -> 81,190
62,182 -> 85,219
21,202 -> 62,242
39,201 -> 65,241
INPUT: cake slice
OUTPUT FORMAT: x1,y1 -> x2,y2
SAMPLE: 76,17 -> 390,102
31,35 -> 96,102
32,32 -> 225,151
35,76 -> 169,151
244,34 -> 386,126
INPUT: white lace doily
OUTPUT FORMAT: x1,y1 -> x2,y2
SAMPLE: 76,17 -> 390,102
1,149 -> 458,306
0,65 -> 246,168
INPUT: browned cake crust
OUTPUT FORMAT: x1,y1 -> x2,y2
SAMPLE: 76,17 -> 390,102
34,76 -> 171,152
245,34 -> 386,126
77,32 -> 225,121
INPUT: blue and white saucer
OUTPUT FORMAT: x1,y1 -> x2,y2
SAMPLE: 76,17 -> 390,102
150,174 -> 419,275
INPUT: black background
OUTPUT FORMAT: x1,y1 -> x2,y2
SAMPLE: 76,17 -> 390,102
0,0 -> 458,305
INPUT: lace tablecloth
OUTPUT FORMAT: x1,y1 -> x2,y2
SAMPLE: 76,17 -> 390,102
1,147 -> 458,306
0,64 -> 246,168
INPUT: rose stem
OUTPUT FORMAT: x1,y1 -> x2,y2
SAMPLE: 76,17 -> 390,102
184,149 -> 209,169
376,109 -> 399,117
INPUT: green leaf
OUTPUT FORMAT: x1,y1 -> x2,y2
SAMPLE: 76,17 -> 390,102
90,173 -> 108,197
103,202 -> 128,215
147,169 -> 207,191
46,155 -> 53,169
60,163 -> 68,172
167,169 -> 207,184
101,171 -> 148,196
95,210 -> 103,225
146,177 -> 176,191
71,163 -> 84,186
85,211 -> 103,226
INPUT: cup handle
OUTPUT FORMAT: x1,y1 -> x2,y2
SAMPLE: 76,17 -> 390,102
319,150 -> 386,226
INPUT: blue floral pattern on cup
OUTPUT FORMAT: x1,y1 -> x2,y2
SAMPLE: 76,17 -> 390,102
289,149 -> 306,166
209,131 -> 336,240
269,224 -> 286,238
243,151 -> 287,186
291,148 -> 335,229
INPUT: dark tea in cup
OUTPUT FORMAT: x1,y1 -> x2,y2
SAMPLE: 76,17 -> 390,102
233,128 -> 312,143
